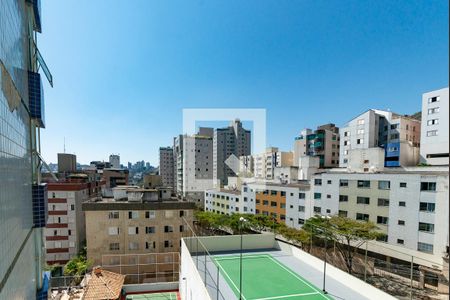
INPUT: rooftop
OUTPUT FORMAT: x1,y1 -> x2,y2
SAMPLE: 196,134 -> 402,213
83,267 -> 125,300
82,198 -> 196,211
181,234 -> 396,300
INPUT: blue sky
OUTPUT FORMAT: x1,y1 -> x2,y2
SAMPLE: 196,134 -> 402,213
39,0 -> 448,165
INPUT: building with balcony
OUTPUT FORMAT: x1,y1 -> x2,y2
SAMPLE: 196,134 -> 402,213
420,87 -> 449,165
294,123 -> 340,168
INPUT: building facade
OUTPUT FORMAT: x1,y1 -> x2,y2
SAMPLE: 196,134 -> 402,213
45,182 -> 89,265
109,154 -> 121,169
174,128 -> 214,204
83,199 -> 195,266
0,0 -> 51,298
213,119 -> 251,186
294,123 -> 340,168
340,109 -> 420,168
310,167 -> 449,265
420,87 -> 449,165
58,153 -> 77,173
159,147 -> 175,187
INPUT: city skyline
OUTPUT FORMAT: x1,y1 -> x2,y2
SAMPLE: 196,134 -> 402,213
39,0 -> 448,165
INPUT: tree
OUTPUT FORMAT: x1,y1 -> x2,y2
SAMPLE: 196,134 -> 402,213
64,248 -> 93,285
303,215 -> 381,274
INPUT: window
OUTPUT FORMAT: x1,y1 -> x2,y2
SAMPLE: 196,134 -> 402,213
357,119 -> 365,125
377,216 -> 388,225
314,193 -> 321,200
419,202 -> 435,213
314,179 -> 322,186
256,199 -> 260,204
344,141 -> 349,146
357,138 -> 364,144
338,210 -> 348,217
280,203 -> 286,209
339,180 -> 349,187
299,193 -> 305,199
180,225 -> 185,232
109,243 -> 120,251
428,96 -> 440,103
428,107 -> 440,114
280,191 -> 286,196
420,182 -> 436,191
145,210 -> 156,219
128,211 -> 139,219
108,227 -> 119,235
377,198 -> 389,206
298,206 -> 305,212
356,213 -> 369,221
270,190 -> 277,195
128,227 -> 139,235
344,131 -> 349,137
145,226 -> 155,234
244,197 -> 248,202
399,182 -> 407,188
357,129 -> 364,135
129,242 -> 139,250
418,222 -> 434,233
70,204 -> 75,211
263,200 -> 269,206
271,201 -> 277,207
427,119 -> 439,126
327,180 -> 332,184
298,218 -> 305,225
109,211 -> 119,219
399,201 -> 406,207
357,180 -> 370,188
164,226 -> 173,233
397,239 -> 404,245
179,210 -> 185,217
378,181 -> 390,190
357,197 -> 370,205
313,206 -> 321,214
390,134 -> 399,140
417,242 -> 433,253
390,124 -> 399,129
398,220 -> 405,225
146,241 -> 156,249
426,130 -> 438,137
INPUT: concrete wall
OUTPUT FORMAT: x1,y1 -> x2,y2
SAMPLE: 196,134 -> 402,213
184,233 -> 276,253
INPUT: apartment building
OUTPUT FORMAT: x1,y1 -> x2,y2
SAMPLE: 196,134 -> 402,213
58,153 -> 77,173
293,123 -> 340,168
310,167 -> 449,265
340,109 -> 421,167
420,87 -> 449,165
174,127 -> 214,204
82,197 -> 195,266
159,146 -> 175,187
45,181 -> 90,265
213,119 -> 251,186
109,154 -> 121,169
204,188 -> 255,215
239,148 -> 294,180
102,168 -> 130,197
0,0 -> 52,298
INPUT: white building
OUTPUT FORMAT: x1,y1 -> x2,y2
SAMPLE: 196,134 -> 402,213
109,154 -> 120,169
420,87 -> 449,165
174,128 -> 214,205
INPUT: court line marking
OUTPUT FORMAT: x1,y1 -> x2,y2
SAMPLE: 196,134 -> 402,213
215,258 -> 248,300
264,255 -> 330,300
216,254 -> 327,300
252,291 -> 320,300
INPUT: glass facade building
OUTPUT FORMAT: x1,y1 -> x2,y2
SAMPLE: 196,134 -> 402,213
0,0 -> 50,299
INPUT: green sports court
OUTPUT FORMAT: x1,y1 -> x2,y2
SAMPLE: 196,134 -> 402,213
126,291 -> 179,300
214,254 -> 333,300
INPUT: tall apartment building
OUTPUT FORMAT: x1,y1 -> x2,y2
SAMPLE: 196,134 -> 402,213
159,147 -> 175,187
213,119 -> 251,186
239,148 -> 293,180
58,153 -> 77,173
0,1 -> 52,298
109,154 -> 121,169
45,181 -> 89,265
310,167 -> 449,266
174,128 -> 214,204
82,194 -> 195,267
339,109 -> 421,168
293,123 -> 340,168
420,87 -> 449,165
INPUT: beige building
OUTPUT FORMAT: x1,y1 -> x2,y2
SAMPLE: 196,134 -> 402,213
58,153 -> 77,173
83,197 -> 195,267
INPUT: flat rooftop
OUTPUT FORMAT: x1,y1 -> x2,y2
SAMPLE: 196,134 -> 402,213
82,198 -> 196,211
181,235 -> 396,300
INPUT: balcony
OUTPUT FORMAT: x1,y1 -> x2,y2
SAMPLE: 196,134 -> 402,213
32,183 -> 48,228
28,71 -> 45,128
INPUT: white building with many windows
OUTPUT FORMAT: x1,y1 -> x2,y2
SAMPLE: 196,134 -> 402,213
420,87 -> 449,165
